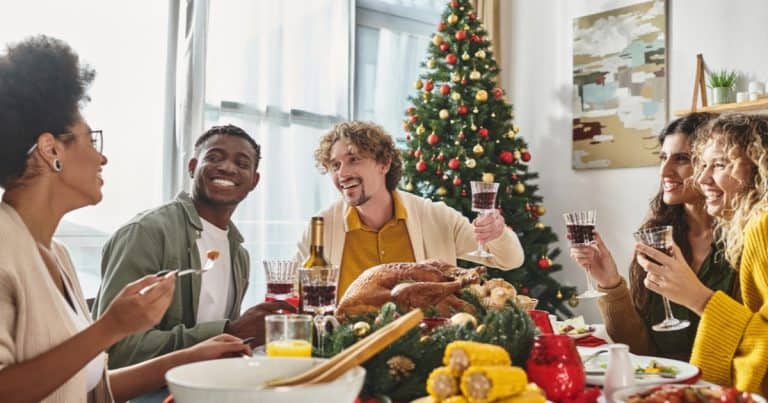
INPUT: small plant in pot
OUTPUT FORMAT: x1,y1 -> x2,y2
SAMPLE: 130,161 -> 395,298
708,69 -> 737,105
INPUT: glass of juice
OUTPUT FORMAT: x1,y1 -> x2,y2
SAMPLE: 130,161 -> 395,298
265,314 -> 313,357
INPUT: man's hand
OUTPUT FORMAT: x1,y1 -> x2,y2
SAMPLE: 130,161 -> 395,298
224,301 -> 297,344
472,209 -> 505,244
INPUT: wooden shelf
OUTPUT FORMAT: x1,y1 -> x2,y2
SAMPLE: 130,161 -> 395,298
674,98 -> 768,116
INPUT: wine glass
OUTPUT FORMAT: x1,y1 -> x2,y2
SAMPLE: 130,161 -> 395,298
263,260 -> 298,302
299,266 -> 340,355
563,210 -> 606,299
469,181 -> 499,258
633,226 -> 690,332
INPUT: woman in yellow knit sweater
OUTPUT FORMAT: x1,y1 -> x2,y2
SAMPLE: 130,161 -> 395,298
635,113 -> 768,394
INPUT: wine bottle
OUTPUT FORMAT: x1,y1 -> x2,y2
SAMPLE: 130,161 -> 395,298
300,216 -> 328,313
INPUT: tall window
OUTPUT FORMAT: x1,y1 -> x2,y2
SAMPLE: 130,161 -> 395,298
354,0 -> 442,141
0,1 -> 169,297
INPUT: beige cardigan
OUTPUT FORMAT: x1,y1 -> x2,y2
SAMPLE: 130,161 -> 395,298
0,202 -> 112,403
296,190 -> 524,270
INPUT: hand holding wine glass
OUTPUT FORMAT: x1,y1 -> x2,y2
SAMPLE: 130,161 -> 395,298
469,181 -> 499,258
568,231 -> 622,289
563,210 -> 606,299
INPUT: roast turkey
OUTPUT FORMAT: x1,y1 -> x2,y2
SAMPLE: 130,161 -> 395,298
335,260 -> 485,318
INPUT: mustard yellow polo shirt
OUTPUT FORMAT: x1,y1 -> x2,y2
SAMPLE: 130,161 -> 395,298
338,192 -> 415,297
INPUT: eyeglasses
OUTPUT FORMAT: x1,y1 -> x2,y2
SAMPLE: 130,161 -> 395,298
27,129 -> 103,156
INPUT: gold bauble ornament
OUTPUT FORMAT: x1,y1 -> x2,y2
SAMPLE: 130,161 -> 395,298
436,186 -> 448,196
422,92 -> 431,101
414,79 -> 423,90
439,109 -> 450,120
432,34 -> 443,46
514,182 -> 525,193
427,58 -> 436,69
451,92 -> 461,101
535,222 -> 545,229
475,49 -> 486,59
537,205 -> 547,215
476,324 -> 487,333
451,72 -> 461,82
448,14 -> 459,24
465,158 -> 477,168
568,294 -> 580,307
419,335 -> 431,343
475,90 -> 488,102
469,70 -> 481,80
450,312 -> 477,327
482,172 -> 495,183
470,124 -> 477,131
461,51 -> 470,61
507,129 -> 516,139
472,144 -> 485,156
416,124 -> 426,135
405,182 -> 414,191
513,150 -> 522,160
353,321 -> 371,337
473,107 -> 479,114
513,124 -> 520,133
556,289 -> 564,299
463,24 -> 470,30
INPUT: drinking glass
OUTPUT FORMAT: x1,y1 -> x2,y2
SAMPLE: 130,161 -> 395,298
263,260 -> 298,301
563,210 -> 606,299
265,314 -> 313,357
526,334 -> 586,402
469,181 -> 499,258
633,226 -> 690,332
299,266 -> 340,356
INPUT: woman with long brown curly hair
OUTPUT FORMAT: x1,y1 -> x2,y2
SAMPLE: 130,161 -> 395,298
638,113 -> 768,394
569,112 -> 737,361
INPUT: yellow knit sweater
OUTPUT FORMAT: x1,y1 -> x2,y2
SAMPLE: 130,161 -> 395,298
691,213 -> 768,395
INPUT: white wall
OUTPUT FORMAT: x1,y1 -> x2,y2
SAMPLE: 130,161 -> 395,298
500,0 -> 768,322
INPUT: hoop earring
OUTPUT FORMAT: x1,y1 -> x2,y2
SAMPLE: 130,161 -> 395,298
53,159 -> 62,172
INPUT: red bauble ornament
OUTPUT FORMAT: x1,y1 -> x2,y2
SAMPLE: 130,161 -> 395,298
410,115 -> 418,123
461,79 -> 468,86
453,177 -> 462,186
414,148 -> 422,158
445,53 -> 457,65
439,43 -> 449,52
450,0 -> 459,7
510,174 -> 518,181
437,153 -> 444,161
405,134 -> 411,141
493,88 -> 504,99
436,169 -> 442,175
470,34 -> 481,43
407,106 -> 416,115
478,127 -> 489,138
455,30 -> 467,41
522,151 -> 532,162
424,80 -> 434,91
437,22 -> 446,31
469,13 -> 476,21
461,190 -> 467,197
416,160 -> 427,172
427,132 -> 439,145
457,105 -> 468,115
521,287 -> 529,294
448,158 -> 461,170
499,150 -> 514,165
458,132 -> 466,140
440,84 -> 451,96
537,257 -> 551,269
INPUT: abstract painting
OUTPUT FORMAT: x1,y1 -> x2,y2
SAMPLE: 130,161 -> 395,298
572,0 -> 666,169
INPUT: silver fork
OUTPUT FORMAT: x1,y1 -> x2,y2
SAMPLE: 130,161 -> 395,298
176,257 -> 216,277
581,349 -> 608,365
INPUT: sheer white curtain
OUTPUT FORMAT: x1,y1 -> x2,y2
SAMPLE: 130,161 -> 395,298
205,0 -> 351,308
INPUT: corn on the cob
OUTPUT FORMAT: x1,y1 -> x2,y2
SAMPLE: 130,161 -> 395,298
494,383 -> 547,403
459,365 -> 528,403
427,366 -> 459,400
443,341 -> 511,376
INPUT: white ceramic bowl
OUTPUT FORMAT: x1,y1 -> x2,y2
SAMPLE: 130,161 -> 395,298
166,357 -> 366,403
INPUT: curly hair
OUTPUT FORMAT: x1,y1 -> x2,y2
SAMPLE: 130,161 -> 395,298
692,113 -> 768,269
0,35 -> 95,188
194,124 -> 261,170
314,121 -> 403,191
629,112 -> 717,320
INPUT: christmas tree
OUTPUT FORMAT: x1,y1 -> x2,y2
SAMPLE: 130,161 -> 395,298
400,0 -> 578,316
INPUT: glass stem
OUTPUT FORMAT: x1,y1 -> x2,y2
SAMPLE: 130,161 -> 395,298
585,264 -> 596,291
662,297 -> 676,320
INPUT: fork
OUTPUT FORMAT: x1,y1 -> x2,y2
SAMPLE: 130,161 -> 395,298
176,257 -> 216,277
581,349 -> 608,365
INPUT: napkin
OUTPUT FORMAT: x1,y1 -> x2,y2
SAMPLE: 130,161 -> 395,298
574,335 -> 607,347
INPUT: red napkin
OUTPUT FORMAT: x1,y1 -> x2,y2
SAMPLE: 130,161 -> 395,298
574,335 -> 607,347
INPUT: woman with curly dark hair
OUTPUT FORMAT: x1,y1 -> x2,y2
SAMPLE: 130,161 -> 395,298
569,112 -> 738,361
0,36 -> 251,403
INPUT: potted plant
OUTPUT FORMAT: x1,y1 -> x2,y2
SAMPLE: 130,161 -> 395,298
708,69 -> 737,105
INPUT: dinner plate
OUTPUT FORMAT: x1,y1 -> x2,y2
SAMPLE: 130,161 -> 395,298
612,384 -> 766,403
564,328 -> 595,339
583,353 -> 700,386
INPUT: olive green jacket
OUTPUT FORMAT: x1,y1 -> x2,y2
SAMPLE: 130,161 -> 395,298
92,192 -> 250,368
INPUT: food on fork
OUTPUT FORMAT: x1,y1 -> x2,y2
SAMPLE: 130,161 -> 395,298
206,249 -> 220,261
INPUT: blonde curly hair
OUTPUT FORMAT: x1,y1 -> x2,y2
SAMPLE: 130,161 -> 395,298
314,121 -> 403,191
693,113 -> 768,268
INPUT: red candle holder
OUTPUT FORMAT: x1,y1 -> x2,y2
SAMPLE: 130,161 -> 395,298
526,334 -> 586,402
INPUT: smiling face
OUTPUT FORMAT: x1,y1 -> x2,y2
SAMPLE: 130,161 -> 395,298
659,132 -> 699,206
189,134 -> 259,209
57,119 -> 108,206
328,140 -> 390,207
696,136 -> 753,218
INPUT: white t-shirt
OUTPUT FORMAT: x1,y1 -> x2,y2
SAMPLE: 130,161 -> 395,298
59,271 -> 105,393
195,217 -> 234,323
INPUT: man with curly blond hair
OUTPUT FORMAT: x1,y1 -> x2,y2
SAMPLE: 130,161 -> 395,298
296,121 -> 524,297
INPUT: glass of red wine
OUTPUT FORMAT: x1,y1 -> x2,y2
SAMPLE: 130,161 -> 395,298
469,181 -> 500,258
263,260 -> 298,301
299,266 -> 340,356
563,210 -> 606,299
633,225 -> 690,332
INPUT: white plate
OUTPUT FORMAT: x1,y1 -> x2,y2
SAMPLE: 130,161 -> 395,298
583,353 -> 700,386
564,327 -> 596,339
612,384 -> 766,403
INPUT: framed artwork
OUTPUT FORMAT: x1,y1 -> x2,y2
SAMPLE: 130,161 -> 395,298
572,0 -> 666,169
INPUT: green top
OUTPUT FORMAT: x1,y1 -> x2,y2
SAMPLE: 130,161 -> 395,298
647,248 -> 735,361
92,192 -> 251,368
